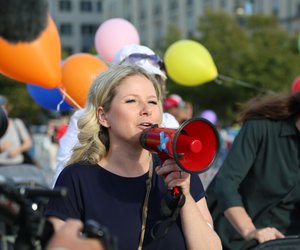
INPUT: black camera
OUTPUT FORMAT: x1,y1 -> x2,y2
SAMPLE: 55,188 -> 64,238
0,175 -> 68,250
82,219 -> 118,250
0,176 -> 118,250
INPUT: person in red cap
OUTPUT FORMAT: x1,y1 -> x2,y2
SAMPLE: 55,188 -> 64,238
163,94 -> 193,124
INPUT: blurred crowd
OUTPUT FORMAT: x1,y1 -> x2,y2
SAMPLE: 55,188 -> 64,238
0,91 -> 240,190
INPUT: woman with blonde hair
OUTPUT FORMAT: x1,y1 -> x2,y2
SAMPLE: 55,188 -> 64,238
46,65 -> 221,250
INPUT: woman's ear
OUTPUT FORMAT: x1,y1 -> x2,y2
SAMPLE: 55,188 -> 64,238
97,106 -> 110,128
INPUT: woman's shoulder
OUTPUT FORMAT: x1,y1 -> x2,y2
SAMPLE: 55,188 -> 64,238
245,117 -> 282,126
244,118 -> 286,134
55,161 -> 101,186
244,118 -> 269,126
60,161 -> 99,176
241,118 -> 274,134
13,117 -> 26,128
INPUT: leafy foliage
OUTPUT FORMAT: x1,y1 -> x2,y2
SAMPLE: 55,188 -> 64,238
163,11 -> 300,124
0,75 -> 52,124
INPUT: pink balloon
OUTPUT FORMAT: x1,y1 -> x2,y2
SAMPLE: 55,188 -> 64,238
94,18 -> 140,62
291,76 -> 300,93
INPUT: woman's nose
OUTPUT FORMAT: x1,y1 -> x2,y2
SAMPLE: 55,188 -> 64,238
140,103 -> 152,116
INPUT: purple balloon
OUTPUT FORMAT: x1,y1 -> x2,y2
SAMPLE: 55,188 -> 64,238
200,109 -> 217,125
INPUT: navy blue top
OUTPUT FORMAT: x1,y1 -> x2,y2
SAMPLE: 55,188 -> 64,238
45,156 -> 205,250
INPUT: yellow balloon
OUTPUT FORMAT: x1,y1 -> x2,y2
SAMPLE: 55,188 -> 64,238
164,40 -> 218,86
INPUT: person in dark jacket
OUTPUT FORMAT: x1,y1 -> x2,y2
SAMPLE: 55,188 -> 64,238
207,91 -> 300,250
46,65 -> 221,250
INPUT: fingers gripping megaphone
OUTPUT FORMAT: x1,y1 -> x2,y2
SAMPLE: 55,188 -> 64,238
140,117 -> 219,174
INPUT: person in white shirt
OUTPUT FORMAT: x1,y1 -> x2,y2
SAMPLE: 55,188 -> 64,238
53,44 -> 179,186
0,95 -> 33,166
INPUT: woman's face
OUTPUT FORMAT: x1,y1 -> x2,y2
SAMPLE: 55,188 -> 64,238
98,74 -> 162,147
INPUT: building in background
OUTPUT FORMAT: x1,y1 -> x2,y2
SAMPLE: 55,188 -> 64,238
49,0 -> 300,55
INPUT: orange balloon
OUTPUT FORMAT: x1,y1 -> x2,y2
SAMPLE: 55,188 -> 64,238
0,16 -> 61,88
61,53 -> 108,108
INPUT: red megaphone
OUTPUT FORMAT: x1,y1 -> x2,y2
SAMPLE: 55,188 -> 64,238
140,117 -> 219,174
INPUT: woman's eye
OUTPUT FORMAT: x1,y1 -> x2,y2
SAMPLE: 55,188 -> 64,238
125,99 -> 136,103
149,100 -> 158,105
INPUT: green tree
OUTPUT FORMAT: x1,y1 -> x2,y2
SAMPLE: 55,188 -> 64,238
0,75 -> 50,124
162,11 -> 300,124
242,14 -> 300,93
162,24 -> 182,52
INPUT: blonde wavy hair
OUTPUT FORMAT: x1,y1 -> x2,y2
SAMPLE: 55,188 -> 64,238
68,64 -> 163,165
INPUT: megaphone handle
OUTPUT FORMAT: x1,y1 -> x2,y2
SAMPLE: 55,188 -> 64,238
171,186 -> 181,197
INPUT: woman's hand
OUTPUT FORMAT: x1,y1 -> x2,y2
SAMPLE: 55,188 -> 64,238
245,227 -> 285,243
8,148 -> 22,158
155,159 -> 191,195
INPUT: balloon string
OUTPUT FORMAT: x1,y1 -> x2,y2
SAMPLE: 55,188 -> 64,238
59,87 -> 82,110
56,89 -> 67,111
217,74 -> 275,94
56,96 -> 64,112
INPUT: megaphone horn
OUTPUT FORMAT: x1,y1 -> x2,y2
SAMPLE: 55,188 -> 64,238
140,117 -> 219,174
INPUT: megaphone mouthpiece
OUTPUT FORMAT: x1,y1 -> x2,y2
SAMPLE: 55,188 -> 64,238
176,133 -> 202,154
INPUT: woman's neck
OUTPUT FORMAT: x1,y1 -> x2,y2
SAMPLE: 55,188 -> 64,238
99,150 -> 152,177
